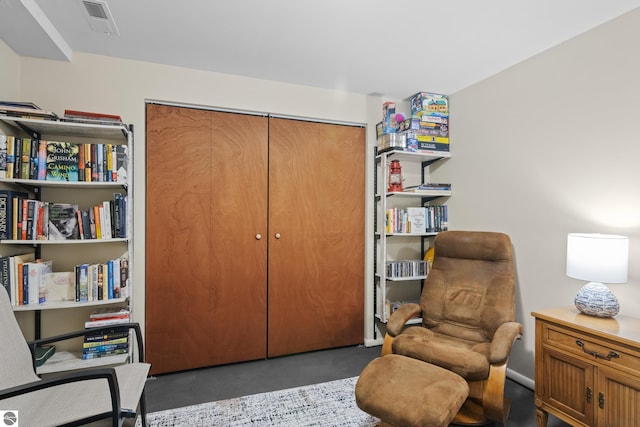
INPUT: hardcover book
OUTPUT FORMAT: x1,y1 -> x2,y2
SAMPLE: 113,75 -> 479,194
46,141 -> 79,181
0,190 -> 28,240
47,203 -> 80,240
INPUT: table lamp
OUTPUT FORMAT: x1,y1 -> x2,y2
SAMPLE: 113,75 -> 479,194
566,233 -> 629,318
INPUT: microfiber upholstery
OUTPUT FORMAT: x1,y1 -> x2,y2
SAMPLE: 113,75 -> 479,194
391,231 -> 523,381
356,354 -> 469,427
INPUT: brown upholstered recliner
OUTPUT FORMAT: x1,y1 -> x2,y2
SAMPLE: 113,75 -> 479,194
381,230 -> 523,425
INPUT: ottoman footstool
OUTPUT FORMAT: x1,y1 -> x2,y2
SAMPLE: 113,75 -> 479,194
355,354 -> 469,427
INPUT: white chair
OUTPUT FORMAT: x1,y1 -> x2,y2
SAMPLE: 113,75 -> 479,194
0,289 -> 150,426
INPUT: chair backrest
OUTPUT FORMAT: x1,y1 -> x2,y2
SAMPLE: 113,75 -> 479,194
0,289 -> 41,389
420,231 -> 515,344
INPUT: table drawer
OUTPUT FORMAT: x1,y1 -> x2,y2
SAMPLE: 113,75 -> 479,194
543,323 -> 640,374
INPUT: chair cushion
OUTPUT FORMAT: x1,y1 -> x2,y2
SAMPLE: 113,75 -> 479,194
356,354 -> 469,427
392,327 -> 490,381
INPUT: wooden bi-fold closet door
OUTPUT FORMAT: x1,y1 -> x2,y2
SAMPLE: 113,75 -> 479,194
267,117 -> 365,357
146,104 -> 268,374
145,104 -> 365,374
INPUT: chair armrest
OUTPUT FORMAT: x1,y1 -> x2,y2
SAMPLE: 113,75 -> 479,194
0,368 -> 122,426
27,323 -> 145,369
489,321 -> 523,364
386,303 -> 422,337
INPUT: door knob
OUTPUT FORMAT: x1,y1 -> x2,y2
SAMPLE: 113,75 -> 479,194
255,234 -> 262,240
275,233 -> 281,239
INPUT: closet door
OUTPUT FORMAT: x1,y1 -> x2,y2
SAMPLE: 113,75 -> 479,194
267,118 -> 365,357
146,104 -> 268,374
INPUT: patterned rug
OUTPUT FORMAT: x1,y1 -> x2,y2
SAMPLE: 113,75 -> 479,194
135,376 -> 380,426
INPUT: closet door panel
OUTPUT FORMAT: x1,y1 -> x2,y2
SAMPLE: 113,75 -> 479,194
267,118 -> 365,357
209,111 -> 269,366
146,105 -> 268,373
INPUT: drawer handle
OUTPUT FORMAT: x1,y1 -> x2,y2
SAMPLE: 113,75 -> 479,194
576,340 -> 620,361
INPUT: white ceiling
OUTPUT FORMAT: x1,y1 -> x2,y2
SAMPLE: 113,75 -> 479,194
1,0 -> 640,99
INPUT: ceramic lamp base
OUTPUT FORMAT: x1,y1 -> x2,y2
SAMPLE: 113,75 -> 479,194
574,282 -> 619,318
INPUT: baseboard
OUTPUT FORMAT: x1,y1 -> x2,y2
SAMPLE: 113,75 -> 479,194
364,338 -> 383,347
507,368 -> 534,390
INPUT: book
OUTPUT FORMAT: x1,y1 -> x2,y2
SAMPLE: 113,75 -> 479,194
85,316 -> 129,328
83,337 -> 128,348
84,330 -> 130,342
0,134 -> 6,178
80,209 -> 91,239
45,141 -> 79,181
403,183 -> 452,193
63,109 -> 122,124
89,306 -> 130,320
20,137 -> 31,179
47,203 -> 80,240
119,258 -> 129,298
115,145 -> 128,182
0,102 -> 58,120
407,207 -> 427,234
13,136 -> 21,178
0,190 -> 28,240
11,252 -> 35,305
36,139 -> 47,180
82,348 -> 129,359
25,260 -> 52,304
76,263 -> 89,302
82,343 -> 129,353
6,135 -> 15,178
0,256 -> 11,301
43,271 -> 76,302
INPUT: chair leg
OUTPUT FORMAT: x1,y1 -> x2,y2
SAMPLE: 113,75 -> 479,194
140,390 -> 148,427
451,363 -> 510,426
481,362 -> 510,425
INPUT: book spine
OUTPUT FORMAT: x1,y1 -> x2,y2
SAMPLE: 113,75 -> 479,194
29,137 -> 38,180
82,348 -> 128,359
0,257 -> 10,301
82,343 -> 129,353
6,136 -> 15,179
20,137 -> 31,180
13,137 -> 21,179
83,337 -> 128,347
84,331 -> 129,342
107,260 -> 114,299
37,139 -> 47,180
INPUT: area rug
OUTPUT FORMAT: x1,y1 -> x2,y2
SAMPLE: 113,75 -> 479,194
135,376 -> 380,426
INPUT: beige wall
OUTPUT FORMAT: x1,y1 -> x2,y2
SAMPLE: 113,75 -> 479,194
3,6 -> 640,386
439,8 -> 640,383
0,39 -> 20,100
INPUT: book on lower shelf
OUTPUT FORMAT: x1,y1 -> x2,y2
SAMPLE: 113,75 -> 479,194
84,308 -> 130,360
403,183 -> 452,194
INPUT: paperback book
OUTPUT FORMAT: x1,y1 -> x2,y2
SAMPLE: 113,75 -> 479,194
46,141 -> 79,181
47,203 -> 80,240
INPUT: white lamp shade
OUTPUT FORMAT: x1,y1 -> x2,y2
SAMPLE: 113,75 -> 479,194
566,233 -> 629,284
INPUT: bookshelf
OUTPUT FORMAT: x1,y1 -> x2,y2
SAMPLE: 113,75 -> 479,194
0,114 -> 133,373
374,148 -> 450,324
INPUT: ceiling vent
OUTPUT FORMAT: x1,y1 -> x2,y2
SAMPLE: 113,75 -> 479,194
81,0 -> 119,36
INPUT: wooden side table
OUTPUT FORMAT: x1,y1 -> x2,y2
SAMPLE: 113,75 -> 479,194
532,307 -> 640,427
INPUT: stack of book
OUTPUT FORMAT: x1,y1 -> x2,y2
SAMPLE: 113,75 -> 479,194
83,307 -> 130,360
